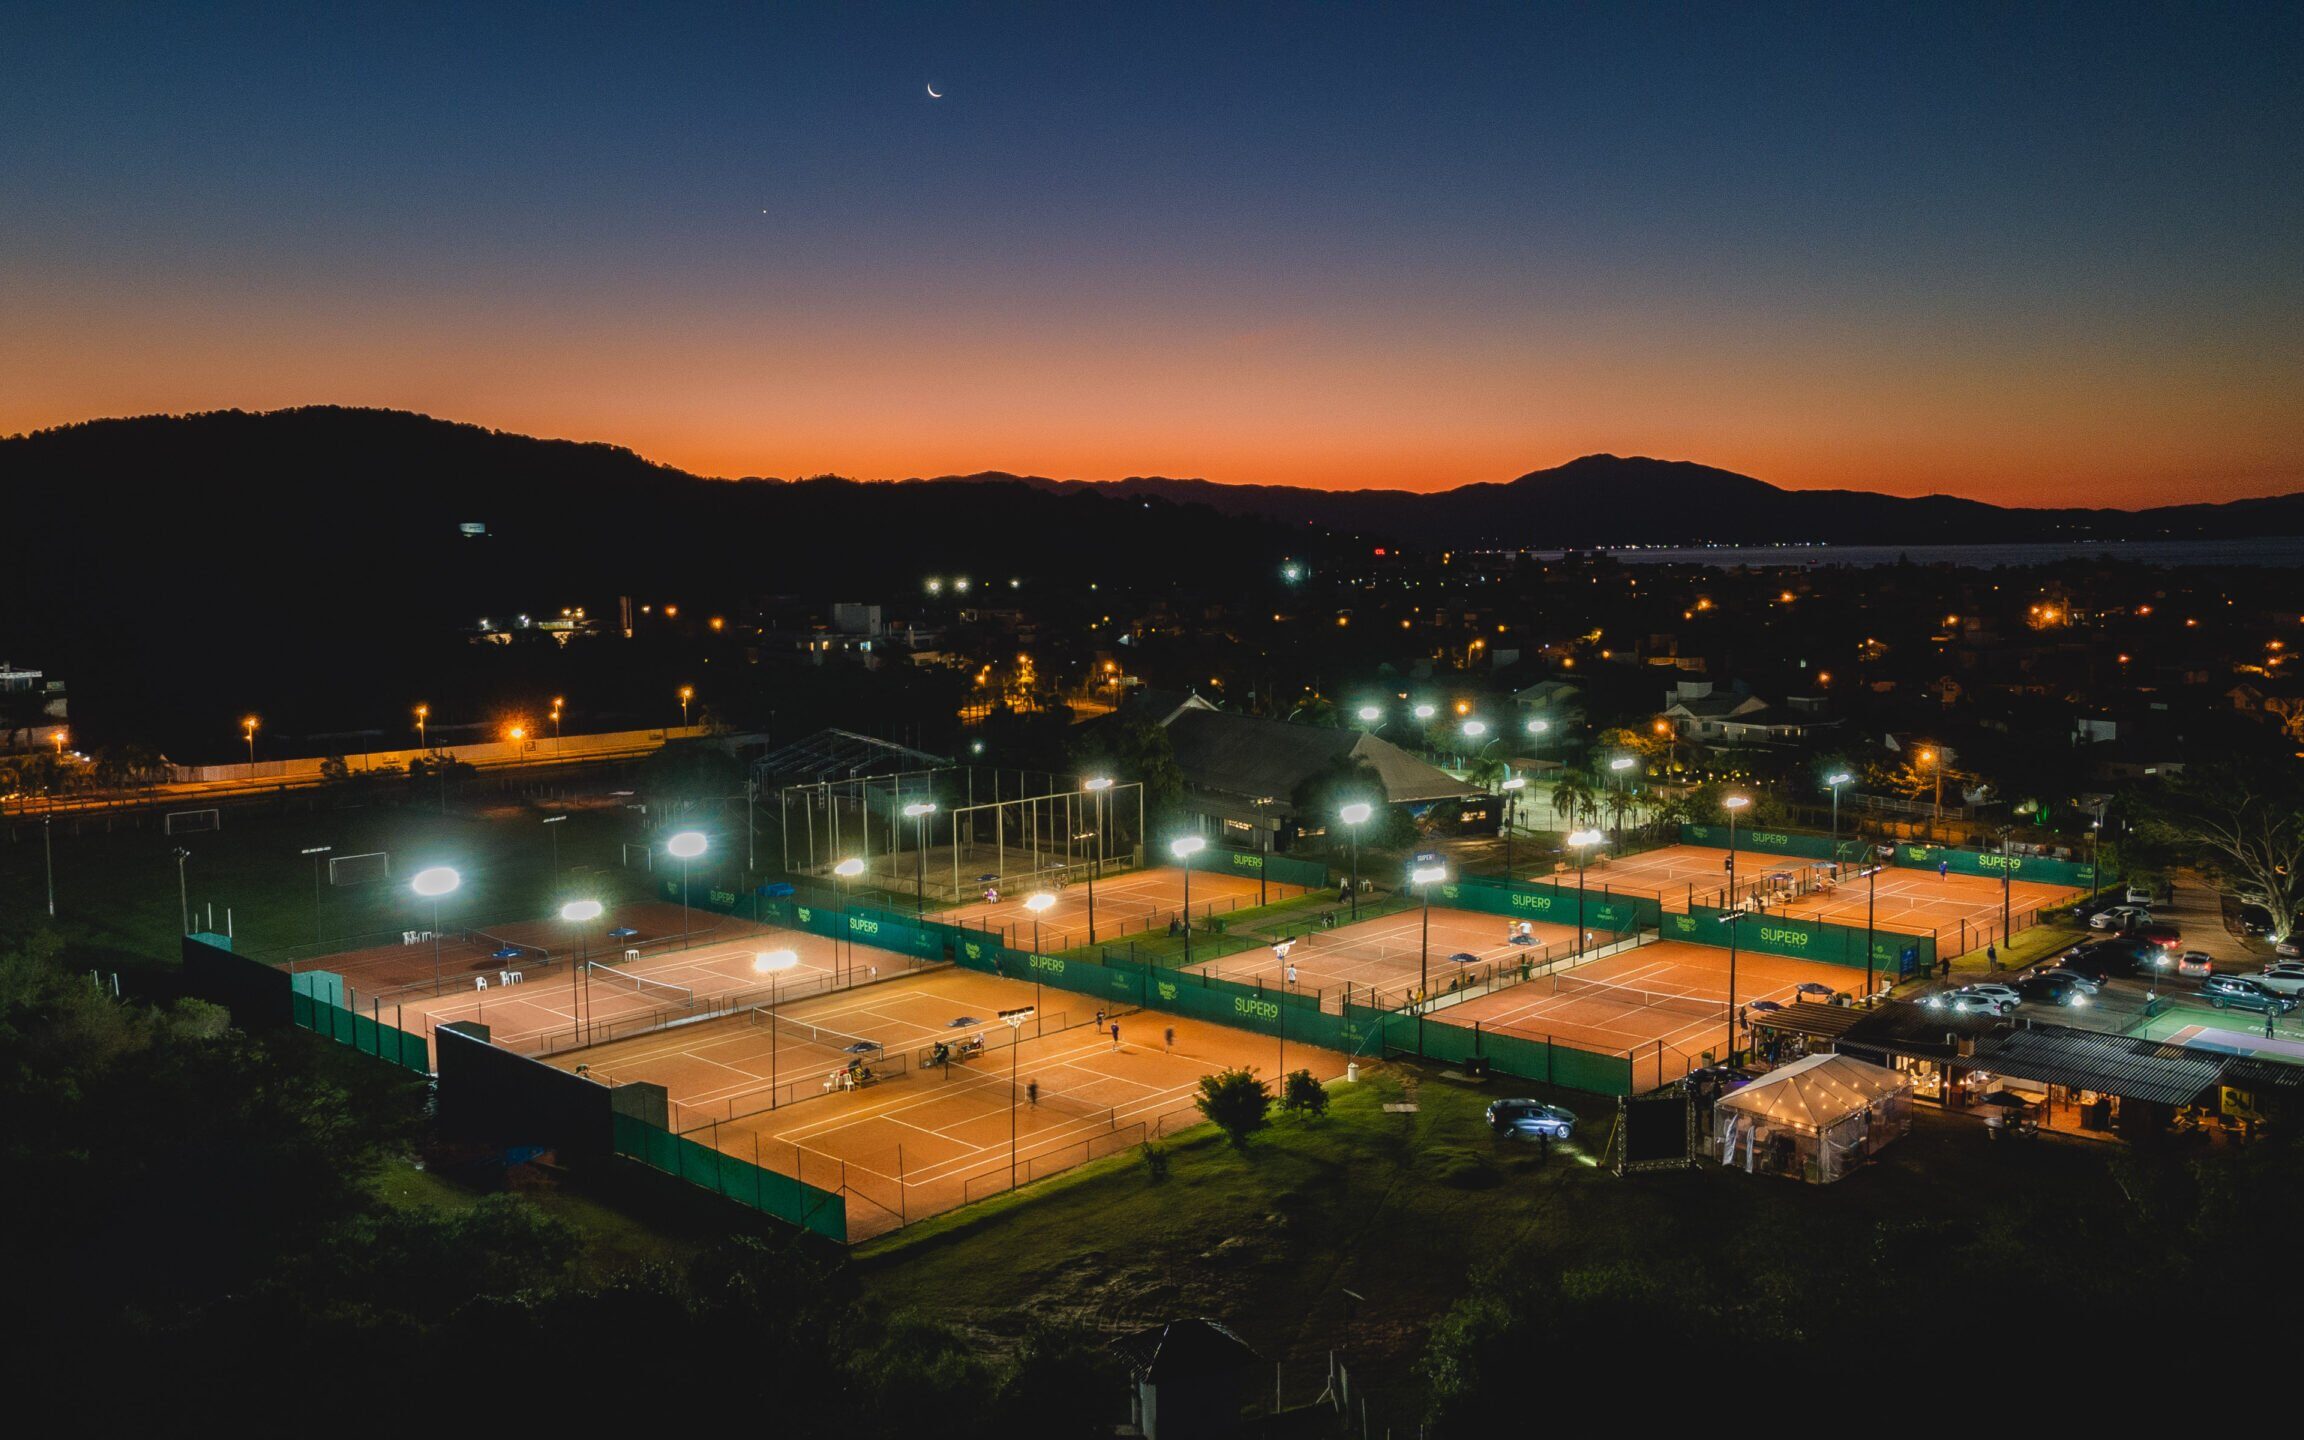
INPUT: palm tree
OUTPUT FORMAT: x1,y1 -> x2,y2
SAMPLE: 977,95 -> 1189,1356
1467,755 -> 1509,793
1550,772 -> 1596,829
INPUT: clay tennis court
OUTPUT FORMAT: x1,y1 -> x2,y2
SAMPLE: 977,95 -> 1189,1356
1440,939 -> 1882,1090
553,966 -> 1344,1239
937,863 -> 1310,952
1186,903 -> 1590,1012
303,902 -> 932,1057
1597,844 -> 2081,951
286,898 -> 754,999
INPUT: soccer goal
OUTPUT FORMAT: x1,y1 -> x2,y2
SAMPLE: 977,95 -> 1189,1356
329,851 -> 391,886
164,808 -> 221,835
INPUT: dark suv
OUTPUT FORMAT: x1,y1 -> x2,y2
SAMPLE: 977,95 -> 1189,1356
2199,975 -> 2298,1015
1485,1099 -> 1576,1139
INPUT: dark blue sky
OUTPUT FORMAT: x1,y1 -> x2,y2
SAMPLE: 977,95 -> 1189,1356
4,2 -> 2299,501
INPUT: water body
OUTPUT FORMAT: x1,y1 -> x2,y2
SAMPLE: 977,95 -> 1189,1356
1588,537 -> 2304,570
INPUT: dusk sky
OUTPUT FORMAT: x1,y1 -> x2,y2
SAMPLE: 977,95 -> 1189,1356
4,3 -> 2300,505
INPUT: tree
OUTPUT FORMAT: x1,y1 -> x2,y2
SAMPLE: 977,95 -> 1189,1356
1070,718 -> 1187,826
1193,1067 -> 1271,1148
1280,1067 -> 1329,1118
2133,762 -> 2304,941
1549,772 -> 1596,829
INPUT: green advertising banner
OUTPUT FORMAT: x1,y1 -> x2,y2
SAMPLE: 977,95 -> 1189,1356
612,1112 -> 847,1242
1661,905 -> 1934,973
1338,1003 -> 1633,1096
1435,876 -> 1660,933
1208,847 -> 1330,890
1889,844 -> 2095,889
1678,824 -> 1846,860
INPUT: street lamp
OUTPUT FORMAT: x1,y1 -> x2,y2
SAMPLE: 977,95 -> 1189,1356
563,899 -> 603,1040
1339,803 -> 1372,919
1025,892 -> 1056,1011
1171,836 -> 1206,965
1825,771 -> 1854,864
1566,828 -> 1605,956
1411,862 -> 1448,1054
242,715 -> 259,766
542,813 -> 566,883
667,831 -> 707,948
1919,746 -> 1943,821
411,865 -> 462,996
1005,1005 -> 1035,1189
678,685 -> 695,727
1083,777 -> 1114,944
174,846 -> 191,935
833,857 -> 866,981
1499,776 -> 1527,880
903,801 -> 938,916
414,704 -> 428,750
1721,796 -> 1750,1059
1357,705 -> 1382,725
752,948 -> 800,1095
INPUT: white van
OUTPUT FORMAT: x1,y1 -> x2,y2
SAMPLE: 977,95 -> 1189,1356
2123,883 -> 2154,906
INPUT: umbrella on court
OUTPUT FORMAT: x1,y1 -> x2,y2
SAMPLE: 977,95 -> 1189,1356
1794,982 -> 1835,998
1448,951 -> 1479,964
1748,998 -> 1786,1012
843,1041 -> 881,1054
491,947 -> 525,961
947,1016 -> 978,1027
607,927 -> 639,941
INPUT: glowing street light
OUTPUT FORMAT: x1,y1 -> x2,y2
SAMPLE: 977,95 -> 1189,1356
1024,891 -> 1058,1007
1082,777 -> 1114,942
242,715 -> 260,766
410,865 -> 462,995
561,898 -> 604,1035
1413,703 -> 1437,720
1171,835 -> 1207,965
832,857 -> 867,979
414,704 -> 429,749
678,685 -> 695,727
1721,794 -> 1751,1058
666,831 -> 707,947
1410,861 -> 1448,1053
1338,801 -> 1373,919
1825,770 -> 1855,862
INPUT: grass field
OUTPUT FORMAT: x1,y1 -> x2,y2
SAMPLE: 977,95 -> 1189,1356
859,1057 -> 2132,1429
0,796 -> 662,973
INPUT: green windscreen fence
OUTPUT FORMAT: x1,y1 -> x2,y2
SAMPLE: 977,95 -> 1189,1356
289,971 -> 430,1073
1678,824 -> 1847,860
1436,876 -> 1661,933
1208,847 -> 1330,890
1888,844 -> 2095,889
1340,1004 -> 1635,1096
1662,905 -> 1934,974
612,1112 -> 847,1242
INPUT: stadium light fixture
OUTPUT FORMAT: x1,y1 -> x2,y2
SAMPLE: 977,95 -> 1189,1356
1501,777 -> 1526,791
1170,836 -> 1206,859
1082,776 -> 1114,792
752,949 -> 798,973
1413,703 -> 1436,720
560,899 -> 603,922
410,865 -> 461,996
1024,892 -> 1056,913
1462,720 -> 1488,738
1410,864 -> 1447,886
666,831 -> 707,859
1339,803 -> 1372,825
833,857 -> 866,878
1526,719 -> 1549,735
1609,756 -> 1635,771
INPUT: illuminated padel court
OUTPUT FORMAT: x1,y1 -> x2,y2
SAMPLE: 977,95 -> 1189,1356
937,864 -> 1310,953
554,967 -> 1343,1239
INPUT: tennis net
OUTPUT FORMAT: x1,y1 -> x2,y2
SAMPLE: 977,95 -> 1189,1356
748,1006 -> 884,1057
583,963 -> 694,1008
1549,972 -> 1724,1021
1031,1087 -> 1118,1128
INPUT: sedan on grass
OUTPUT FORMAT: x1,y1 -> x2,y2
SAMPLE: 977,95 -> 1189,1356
1486,1099 -> 1576,1139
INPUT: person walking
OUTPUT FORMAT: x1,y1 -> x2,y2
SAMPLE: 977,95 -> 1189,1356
2267,1008 -> 2279,1041
1938,859 -> 1950,880
1027,1079 -> 1039,1107
1110,1020 -> 1122,1050
1986,942 -> 1998,972
1163,1026 -> 1176,1051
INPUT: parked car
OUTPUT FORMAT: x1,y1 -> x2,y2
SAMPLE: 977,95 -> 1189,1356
1486,1099 -> 1577,1138
2254,961 -> 2304,996
2235,906 -> 2275,937
2092,905 -> 2150,931
2174,951 -> 2215,978
1958,982 -> 2024,1008
2276,937 -> 2302,960
2135,920 -> 2181,947
2026,965 -> 2103,994
2057,944 -> 2147,980
2124,884 -> 2156,906
1927,990 -> 2013,1018
2199,975 -> 2298,1015
2014,975 -> 2093,1008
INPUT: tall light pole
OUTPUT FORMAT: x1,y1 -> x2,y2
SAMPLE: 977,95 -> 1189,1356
174,846 -> 191,934
301,844 -> 332,945
1567,828 -> 1605,956
1025,892 -> 1056,1012
678,685 -> 694,728
1005,1006 -> 1034,1189
44,814 -> 55,919
242,715 -> 259,767
1083,776 -> 1113,944
414,704 -> 428,750
1410,862 -> 1447,1054
1339,803 -> 1371,919
903,802 -> 937,916
753,949 -> 798,1096
1607,755 -> 1635,838
834,857 -> 865,982
1721,795 -> 1750,1060
1500,776 -> 1526,881
1920,746 -> 1943,822
1460,718 -> 1488,771
1864,846 -> 1883,997
411,865 -> 462,996
542,813 -> 566,885
1171,835 -> 1206,965
1826,770 -> 1854,865
1356,705 -> 1384,733
563,899 -> 603,1040
667,831 -> 707,947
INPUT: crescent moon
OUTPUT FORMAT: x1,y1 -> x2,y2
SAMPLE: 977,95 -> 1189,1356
926,83 -> 942,98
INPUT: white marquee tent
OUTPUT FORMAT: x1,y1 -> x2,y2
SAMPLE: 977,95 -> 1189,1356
1713,1052 -> 1913,1183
